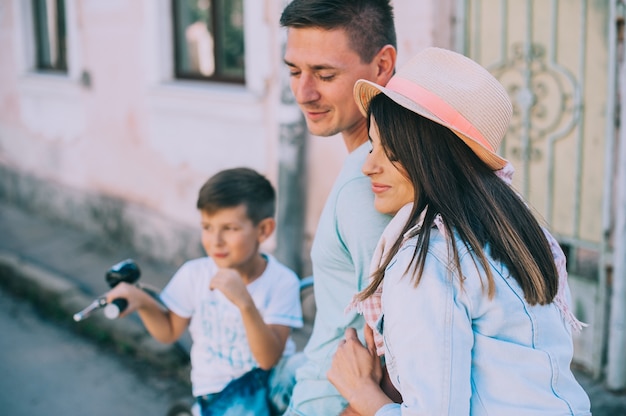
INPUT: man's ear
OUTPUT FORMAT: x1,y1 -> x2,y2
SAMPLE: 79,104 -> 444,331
257,217 -> 276,243
374,44 -> 397,84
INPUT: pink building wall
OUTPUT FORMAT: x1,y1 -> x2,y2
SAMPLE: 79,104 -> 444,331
0,0 -> 452,271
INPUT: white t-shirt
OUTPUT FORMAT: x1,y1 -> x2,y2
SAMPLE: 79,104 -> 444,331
160,254 -> 303,397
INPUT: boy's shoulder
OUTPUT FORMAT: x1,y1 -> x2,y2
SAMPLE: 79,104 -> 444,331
263,254 -> 300,284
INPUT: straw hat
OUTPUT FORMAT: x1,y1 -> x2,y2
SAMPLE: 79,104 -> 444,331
354,47 -> 512,170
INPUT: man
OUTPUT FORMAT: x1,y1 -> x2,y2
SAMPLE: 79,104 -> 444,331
280,1 -> 397,414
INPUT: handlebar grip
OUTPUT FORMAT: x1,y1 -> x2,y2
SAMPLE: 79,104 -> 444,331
105,259 -> 141,288
103,298 -> 128,319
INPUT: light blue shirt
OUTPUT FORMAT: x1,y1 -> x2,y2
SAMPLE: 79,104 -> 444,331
376,228 -> 591,415
289,143 -> 391,415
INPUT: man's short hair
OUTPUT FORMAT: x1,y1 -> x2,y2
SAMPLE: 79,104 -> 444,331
197,167 -> 276,224
280,0 -> 396,63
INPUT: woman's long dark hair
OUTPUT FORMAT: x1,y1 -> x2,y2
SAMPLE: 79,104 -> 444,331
359,93 -> 558,305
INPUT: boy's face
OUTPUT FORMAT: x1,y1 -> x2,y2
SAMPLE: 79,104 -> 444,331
200,205 -> 267,271
283,27 -> 379,139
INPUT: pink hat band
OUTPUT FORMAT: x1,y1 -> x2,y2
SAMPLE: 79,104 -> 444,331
385,77 -> 494,152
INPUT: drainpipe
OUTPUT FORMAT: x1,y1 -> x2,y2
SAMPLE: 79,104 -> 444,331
274,107 -> 307,277
607,7 -> 626,390
274,20 -> 308,277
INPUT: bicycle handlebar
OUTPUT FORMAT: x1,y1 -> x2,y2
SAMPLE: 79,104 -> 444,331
103,298 -> 129,319
73,259 -> 141,322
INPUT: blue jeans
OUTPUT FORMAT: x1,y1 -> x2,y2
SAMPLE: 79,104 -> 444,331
267,352 -> 306,414
197,353 -> 306,416
197,367 -> 270,416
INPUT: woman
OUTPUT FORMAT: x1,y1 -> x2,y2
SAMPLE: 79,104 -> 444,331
327,47 -> 591,415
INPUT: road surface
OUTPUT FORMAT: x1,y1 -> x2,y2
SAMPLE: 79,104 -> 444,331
0,286 -> 193,416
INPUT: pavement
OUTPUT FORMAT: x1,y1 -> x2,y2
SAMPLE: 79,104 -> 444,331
0,199 -> 625,414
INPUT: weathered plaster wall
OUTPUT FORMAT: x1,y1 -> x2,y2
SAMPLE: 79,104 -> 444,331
0,0 -> 453,269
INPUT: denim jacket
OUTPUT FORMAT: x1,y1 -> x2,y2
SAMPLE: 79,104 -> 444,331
375,228 -> 591,415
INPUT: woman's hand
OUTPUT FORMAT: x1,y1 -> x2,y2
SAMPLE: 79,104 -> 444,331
328,326 -> 392,415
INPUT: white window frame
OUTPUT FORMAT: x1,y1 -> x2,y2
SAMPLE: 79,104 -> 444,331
11,0 -> 85,142
141,0 -> 276,175
12,0 -> 82,82
144,0 -> 271,99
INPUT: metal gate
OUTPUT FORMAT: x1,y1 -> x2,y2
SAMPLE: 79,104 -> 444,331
456,0 -> 622,382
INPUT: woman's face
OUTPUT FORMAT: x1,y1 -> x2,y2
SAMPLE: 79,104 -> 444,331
362,116 -> 415,215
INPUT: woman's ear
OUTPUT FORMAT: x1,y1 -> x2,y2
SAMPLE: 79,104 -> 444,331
256,217 -> 276,243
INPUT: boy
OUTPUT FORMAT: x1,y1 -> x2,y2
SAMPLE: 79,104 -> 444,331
105,167 -> 303,416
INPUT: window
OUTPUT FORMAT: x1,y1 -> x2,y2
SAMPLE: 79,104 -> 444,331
32,0 -> 67,72
172,0 -> 245,83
